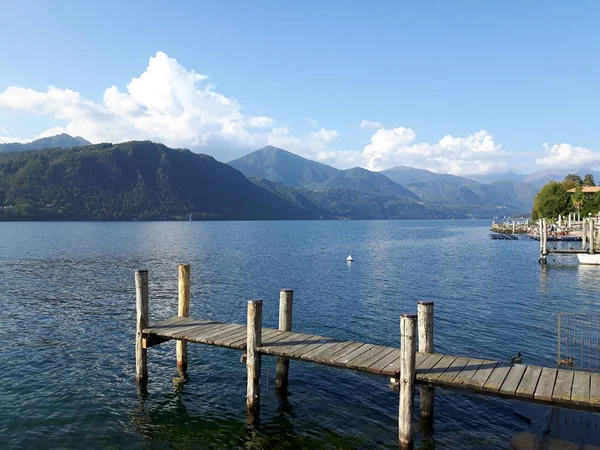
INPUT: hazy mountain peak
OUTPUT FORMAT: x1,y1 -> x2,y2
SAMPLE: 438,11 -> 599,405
0,133 -> 91,152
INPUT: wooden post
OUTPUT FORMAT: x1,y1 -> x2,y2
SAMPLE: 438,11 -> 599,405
176,264 -> 190,370
247,300 -> 263,414
399,314 -> 417,448
589,219 -> 595,254
275,289 -> 293,391
582,218 -> 588,250
417,301 -> 434,426
512,221 -> 516,234
135,270 -> 149,386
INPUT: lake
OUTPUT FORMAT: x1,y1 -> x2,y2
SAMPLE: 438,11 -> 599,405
1,220 -> 599,449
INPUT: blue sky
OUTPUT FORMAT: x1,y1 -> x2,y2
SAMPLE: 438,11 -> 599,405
1,0 -> 599,175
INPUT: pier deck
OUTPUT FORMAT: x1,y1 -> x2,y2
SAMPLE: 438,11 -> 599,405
144,316 -> 600,410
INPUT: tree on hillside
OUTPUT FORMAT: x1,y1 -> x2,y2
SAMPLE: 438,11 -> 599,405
582,191 -> 600,216
564,174 -> 583,186
572,187 -> 585,213
532,181 -> 571,219
562,180 -> 579,191
584,173 -> 595,186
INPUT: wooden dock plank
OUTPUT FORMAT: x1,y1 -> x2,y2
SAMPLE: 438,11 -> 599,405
359,347 -> 396,370
515,366 -> 543,398
534,368 -> 557,402
143,316 -> 187,333
368,349 -> 400,375
499,364 -> 527,396
420,355 -> 457,383
453,358 -> 484,387
348,345 -> 394,370
171,322 -> 228,339
308,341 -> 357,365
333,344 -> 375,368
552,369 -> 575,402
327,342 -> 367,366
300,340 -> 348,361
142,315 -> 600,409
590,373 -> 600,406
482,364 -> 511,393
436,356 -> 471,386
467,360 -> 497,390
571,371 -> 591,405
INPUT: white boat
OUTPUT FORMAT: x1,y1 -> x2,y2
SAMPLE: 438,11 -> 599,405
577,253 -> 600,265
346,255 -> 353,262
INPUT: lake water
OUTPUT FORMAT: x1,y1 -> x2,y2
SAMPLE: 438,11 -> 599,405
2,220 -> 600,449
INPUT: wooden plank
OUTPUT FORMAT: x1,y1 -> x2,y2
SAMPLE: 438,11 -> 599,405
320,342 -> 364,366
499,364 -> 527,396
333,344 -> 375,368
534,368 -> 558,402
259,334 -> 317,356
201,324 -> 247,344
590,373 -> 600,406
515,366 -> 542,398
367,349 -> 400,375
452,358 -> 484,387
420,355 -> 457,383
158,320 -> 218,338
436,356 -> 470,386
310,341 -> 357,365
348,345 -> 395,370
482,364 -> 511,393
171,321 -> 228,339
467,360 -> 498,390
198,324 -> 245,343
210,327 -> 249,347
300,340 -> 348,361
571,371 -> 591,405
143,316 -> 187,333
552,369 -> 575,402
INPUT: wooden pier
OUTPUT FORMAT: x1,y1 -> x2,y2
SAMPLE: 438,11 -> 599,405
538,217 -> 598,264
135,266 -> 600,447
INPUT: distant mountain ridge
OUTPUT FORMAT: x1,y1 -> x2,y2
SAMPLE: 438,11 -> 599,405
381,165 -> 537,211
230,146 -> 418,200
0,133 -> 91,152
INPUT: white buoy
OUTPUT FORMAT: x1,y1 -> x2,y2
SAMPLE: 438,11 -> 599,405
346,255 -> 353,262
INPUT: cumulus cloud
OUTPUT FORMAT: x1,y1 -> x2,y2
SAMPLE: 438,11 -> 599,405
536,143 -> 600,168
321,127 -> 508,175
359,120 -> 384,129
0,51 -> 337,161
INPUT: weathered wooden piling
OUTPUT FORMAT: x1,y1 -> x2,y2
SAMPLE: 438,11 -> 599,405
417,302 -> 434,423
589,219 -> 595,254
275,289 -> 293,391
582,219 -> 588,250
539,218 -> 548,264
399,314 -> 417,448
177,264 -> 191,370
246,300 -> 263,413
135,270 -> 149,386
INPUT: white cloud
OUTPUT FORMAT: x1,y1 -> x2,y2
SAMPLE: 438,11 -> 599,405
536,143 -> 600,168
306,117 -> 318,128
319,127 -> 508,176
0,51 -> 337,161
359,120 -> 384,129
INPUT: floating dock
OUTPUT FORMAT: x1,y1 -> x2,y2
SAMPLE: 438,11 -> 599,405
135,265 -> 600,448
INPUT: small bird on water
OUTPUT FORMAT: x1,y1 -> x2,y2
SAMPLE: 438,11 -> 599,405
510,352 -> 522,364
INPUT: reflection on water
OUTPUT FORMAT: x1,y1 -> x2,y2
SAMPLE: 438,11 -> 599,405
1,220 -> 600,449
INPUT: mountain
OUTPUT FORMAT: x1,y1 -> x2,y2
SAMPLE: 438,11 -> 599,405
230,146 -> 418,200
523,168 -> 600,188
0,141 -> 319,221
0,133 -> 91,152
469,172 -> 527,183
382,166 -> 537,211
